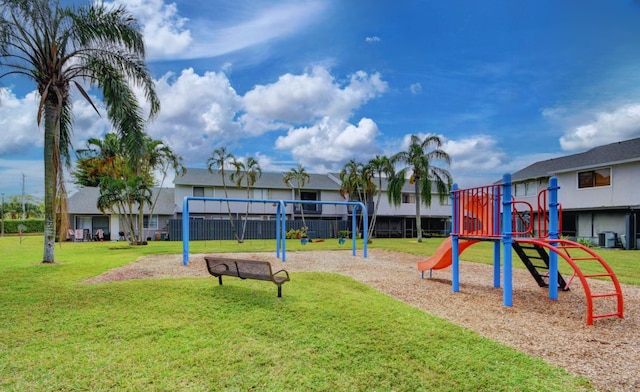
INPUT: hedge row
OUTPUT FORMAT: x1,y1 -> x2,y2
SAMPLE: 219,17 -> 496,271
1,219 -> 44,233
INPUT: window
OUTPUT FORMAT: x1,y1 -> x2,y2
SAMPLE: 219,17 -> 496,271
515,183 -> 525,197
525,181 -> 536,196
297,191 -> 320,213
193,187 -> 204,197
402,193 -> 416,203
143,215 -> 158,229
578,168 -> 611,189
300,191 -> 318,201
253,189 -> 269,199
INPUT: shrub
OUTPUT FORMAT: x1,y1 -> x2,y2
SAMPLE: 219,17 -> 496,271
577,237 -> 594,248
338,230 -> 351,238
1,219 -> 43,234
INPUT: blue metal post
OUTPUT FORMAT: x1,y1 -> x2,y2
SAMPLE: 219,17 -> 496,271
493,241 -> 501,288
351,205 -> 358,256
493,185 -> 501,288
360,202 -> 368,258
502,174 -> 513,306
281,200 -> 287,262
276,202 -> 281,258
451,184 -> 460,292
182,196 -> 190,266
548,177 -> 560,300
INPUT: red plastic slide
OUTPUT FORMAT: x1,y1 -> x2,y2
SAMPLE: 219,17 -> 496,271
417,237 -> 479,271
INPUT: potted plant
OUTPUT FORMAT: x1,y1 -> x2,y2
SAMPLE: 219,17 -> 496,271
337,230 -> 350,244
299,226 -> 309,245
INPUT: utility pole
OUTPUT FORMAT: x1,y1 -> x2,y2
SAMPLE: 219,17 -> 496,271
21,173 -> 26,221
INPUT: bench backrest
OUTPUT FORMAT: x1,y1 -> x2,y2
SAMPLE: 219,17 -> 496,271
205,257 -> 274,281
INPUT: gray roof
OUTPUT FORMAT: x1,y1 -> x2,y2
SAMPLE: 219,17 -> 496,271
176,168 -> 445,193
68,187 -> 176,215
175,168 -> 341,191
328,172 -> 440,193
511,137 -> 640,182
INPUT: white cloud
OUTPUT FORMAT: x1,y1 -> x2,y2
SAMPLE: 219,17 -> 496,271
386,133 -> 511,188
242,66 -> 387,133
114,0 -> 328,60
444,136 -> 506,171
410,83 -> 422,95
275,117 -> 381,171
1,63 -> 388,194
445,136 -> 507,187
194,2 -> 326,57
68,98 -> 113,149
144,68 -> 243,166
0,88 -> 41,155
559,103 -> 640,151
365,36 -> 381,43
253,152 -> 290,173
103,0 -> 192,59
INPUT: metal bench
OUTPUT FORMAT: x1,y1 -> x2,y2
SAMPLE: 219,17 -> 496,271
204,257 -> 290,297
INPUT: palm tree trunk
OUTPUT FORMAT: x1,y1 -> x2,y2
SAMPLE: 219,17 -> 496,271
221,176 -> 240,241
138,203 -> 145,243
415,178 -> 423,243
239,186 -> 251,243
368,183 -> 384,239
298,188 -> 306,228
42,102 -> 57,263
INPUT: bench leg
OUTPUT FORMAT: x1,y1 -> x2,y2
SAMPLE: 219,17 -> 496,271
277,285 -> 282,298
218,275 -> 223,285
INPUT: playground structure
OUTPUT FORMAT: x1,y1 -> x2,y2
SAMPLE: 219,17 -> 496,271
181,197 -> 369,265
418,174 -> 624,325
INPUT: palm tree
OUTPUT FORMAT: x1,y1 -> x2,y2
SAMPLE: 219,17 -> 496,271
367,155 -> 395,239
73,133 -> 126,187
230,156 -> 262,242
74,134 -> 184,244
135,137 -> 185,242
388,134 -> 452,242
206,147 -> 239,241
0,0 -> 159,262
283,164 -> 311,228
97,175 -> 152,244
339,159 -> 375,238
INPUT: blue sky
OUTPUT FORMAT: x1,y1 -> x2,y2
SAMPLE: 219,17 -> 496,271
2,0 -> 640,198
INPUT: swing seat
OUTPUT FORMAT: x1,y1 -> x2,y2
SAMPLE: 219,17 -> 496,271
204,257 -> 290,297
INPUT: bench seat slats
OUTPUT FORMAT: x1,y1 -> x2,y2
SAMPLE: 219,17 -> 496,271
204,257 -> 290,297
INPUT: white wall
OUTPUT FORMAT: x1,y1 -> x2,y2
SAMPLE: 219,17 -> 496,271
374,191 -> 451,217
555,162 -> 640,209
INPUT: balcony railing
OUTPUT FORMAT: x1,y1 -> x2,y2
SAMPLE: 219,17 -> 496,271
293,203 -> 322,214
347,201 -> 374,214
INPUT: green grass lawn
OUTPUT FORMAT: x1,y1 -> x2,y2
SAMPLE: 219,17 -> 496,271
2,235 -> 632,391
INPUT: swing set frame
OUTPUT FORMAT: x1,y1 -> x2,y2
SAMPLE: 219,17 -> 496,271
181,197 -> 369,265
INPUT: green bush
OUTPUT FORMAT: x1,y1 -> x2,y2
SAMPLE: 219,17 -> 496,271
1,219 -> 43,233
338,230 -> 351,238
577,237 -> 594,248
285,229 -> 302,239
286,226 -> 308,239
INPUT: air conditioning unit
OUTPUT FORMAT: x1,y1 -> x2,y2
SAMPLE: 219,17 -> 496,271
598,231 -> 617,248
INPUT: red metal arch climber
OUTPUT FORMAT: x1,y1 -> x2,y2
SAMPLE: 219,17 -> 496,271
418,174 -> 624,325
514,238 -> 623,325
